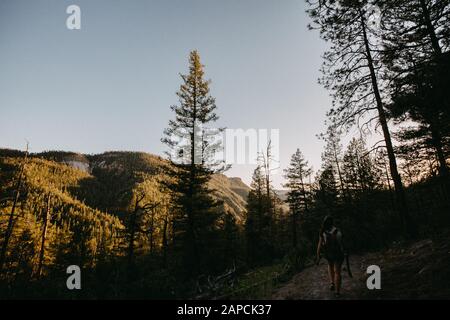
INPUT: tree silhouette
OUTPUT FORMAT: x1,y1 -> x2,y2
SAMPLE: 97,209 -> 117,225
306,0 -> 416,236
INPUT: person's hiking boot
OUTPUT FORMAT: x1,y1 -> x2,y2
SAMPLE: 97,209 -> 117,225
329,283 -> 335,291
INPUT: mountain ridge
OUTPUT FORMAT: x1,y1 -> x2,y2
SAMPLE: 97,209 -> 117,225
0,148 -> 251,222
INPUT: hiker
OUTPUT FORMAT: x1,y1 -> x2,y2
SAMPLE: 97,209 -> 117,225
315,215 -> 346,297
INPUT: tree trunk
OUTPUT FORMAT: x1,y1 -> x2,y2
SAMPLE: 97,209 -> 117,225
359,9 -> 416,237
127,201 -> 138,271
162,217 -> 168,268
299,171 -> 309,212
355,150 -> 365,192
187,77 -> 199,276
149,211 -> 155,255
36,194 -> 51,278
333,146 -> 347,201
419,0 -> 442,55
292,209 -> 298,249
429,124 -> 449,177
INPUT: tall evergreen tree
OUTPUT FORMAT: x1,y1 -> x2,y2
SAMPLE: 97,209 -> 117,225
257,141 -> 278,252
245,166 -> 272,265
316,165 -> 338,210
306,0 -> 416,236
284,149 -> 313,249
161,50 -> 225,276
319,125 -> 347,201
342,138 -> 381,196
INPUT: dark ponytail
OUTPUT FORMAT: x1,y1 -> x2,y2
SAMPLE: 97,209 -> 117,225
320,215 -> 334,239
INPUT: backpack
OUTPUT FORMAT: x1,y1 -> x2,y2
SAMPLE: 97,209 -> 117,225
322,227 -> 344,260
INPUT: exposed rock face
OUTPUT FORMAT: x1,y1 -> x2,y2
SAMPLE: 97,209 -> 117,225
62,160 -> 90,173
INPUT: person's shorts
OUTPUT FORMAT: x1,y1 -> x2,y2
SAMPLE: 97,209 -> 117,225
325,254 -> 344,265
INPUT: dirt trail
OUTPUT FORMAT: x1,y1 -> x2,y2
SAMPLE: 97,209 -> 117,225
272,255 -> 370,300
272,235 -> 450,300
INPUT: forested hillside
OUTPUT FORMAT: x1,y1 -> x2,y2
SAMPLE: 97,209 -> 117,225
0,149 -> 253,298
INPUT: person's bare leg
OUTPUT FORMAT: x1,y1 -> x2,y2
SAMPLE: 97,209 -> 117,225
334,261 -> 342,295
328,262 -> 335,290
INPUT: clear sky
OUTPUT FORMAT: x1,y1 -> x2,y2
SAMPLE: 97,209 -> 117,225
0,0 -> 332,188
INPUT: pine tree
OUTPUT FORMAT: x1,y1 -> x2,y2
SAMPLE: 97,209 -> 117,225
283,149 -> 313,249
380,0 -> 450,177
316,165 -> 339,211
380,0 -> 449,61
124,191 -> 159,275
306,0 -> 416,236
161,50 -> 225,276
319,125 -> 347,201
222,212 -> 239,268
245,166 -> 271,265
387,61 -> 450,178
257,141 -> 278,254
342,138 -> 381,197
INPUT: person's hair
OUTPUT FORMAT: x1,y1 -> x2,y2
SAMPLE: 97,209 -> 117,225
320,215 -> 334,239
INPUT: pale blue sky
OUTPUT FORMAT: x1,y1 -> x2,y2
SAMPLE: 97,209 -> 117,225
0,0 -> 331,187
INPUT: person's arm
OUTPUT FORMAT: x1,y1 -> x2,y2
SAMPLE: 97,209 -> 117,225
337,230 -> 347,256
315,235 -> 322,265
